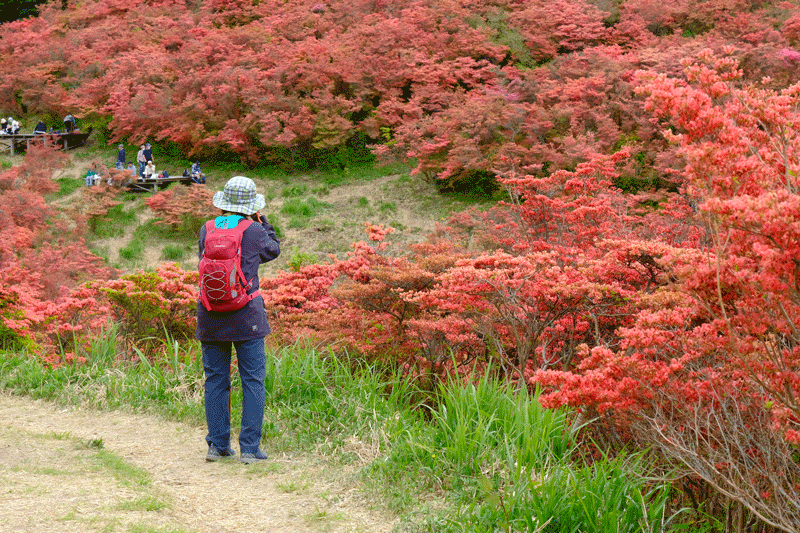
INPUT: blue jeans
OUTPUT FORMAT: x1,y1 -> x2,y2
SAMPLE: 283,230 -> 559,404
202,338 -> 266,453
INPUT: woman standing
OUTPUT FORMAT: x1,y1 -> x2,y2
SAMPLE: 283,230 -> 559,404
197,176 -> 280,463
136,145 -> 146,177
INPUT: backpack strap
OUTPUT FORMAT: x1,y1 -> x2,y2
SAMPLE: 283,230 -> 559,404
231,219 -> 257,295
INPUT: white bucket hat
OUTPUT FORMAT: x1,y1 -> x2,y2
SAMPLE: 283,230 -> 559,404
212,176 -> 265,216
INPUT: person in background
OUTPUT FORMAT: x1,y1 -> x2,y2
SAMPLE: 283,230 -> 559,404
63,114 -> 76,133
116,144 -> 126,170
191,161 -> 205,184
33,120 -> 47,134
143,160 -> 157,180
197,176 -> 280,464
85,162 -> 99,186
126,161 -> 137,175
143,143 -> 153,166
136,145 -> 146,177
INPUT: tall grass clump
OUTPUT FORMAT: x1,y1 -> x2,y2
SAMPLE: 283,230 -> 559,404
279,197 -> 332,229
286,247 -> 318,271
118,234 -> 145,262
364,371 -> 673,532
279,197 -> 331,219
92,203 -> 137,239
254,345 -> 420,456
161,243 -> 190,261
449,452 -> 674,533
361,372 -> 574,515
432,375 -> 574,474
0,324 -> 205,422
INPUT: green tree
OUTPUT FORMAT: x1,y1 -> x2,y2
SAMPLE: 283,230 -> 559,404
0,0 -> 46,23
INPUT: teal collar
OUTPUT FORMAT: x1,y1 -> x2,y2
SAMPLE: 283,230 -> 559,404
214,215 -> 244,229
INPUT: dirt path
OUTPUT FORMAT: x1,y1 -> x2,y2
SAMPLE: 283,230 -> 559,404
0,394 -> 396,533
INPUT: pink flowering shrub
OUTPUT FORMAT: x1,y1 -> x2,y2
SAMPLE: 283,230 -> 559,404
145,184 -> 216,235
778,47 -> 800,65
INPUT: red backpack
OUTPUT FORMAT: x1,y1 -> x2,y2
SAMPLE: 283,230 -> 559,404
199,219 -> 259,312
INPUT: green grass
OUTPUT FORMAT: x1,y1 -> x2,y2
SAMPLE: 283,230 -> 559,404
281,184 -> 308,197
119,235 -> 145,262
319,160 -> 413,187
137,218 -> 188,240
116,495 -> 169,512
286,247 -> 318,271
0,325 -> 205,421
50,177 -> 84,199
91,203 -> 137,238
279,196 -> 333,229
287,216 -> 308,229
0,334 -> 675,532
161,243 -> 190,261
280,197 -> 331,218
95,448 -> 152,489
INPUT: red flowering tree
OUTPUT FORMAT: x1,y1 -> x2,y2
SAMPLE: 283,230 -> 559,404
145,184 -> 216,235
261,224 -> 438,362
0,146 -> 117,359
98,263 -> 198,359
530,51 -> 800,530
1,0 -> 796,183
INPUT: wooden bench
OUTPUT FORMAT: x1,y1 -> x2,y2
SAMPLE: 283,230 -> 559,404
0,131 -> 92,155
126,175 -> 194,192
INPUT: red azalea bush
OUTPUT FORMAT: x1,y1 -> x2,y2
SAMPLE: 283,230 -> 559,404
97,263 -> 198,359
145,183 -> 216,235
0,146 -> 117,360
528,52 -> 800,530
0,0 -> 798,188
257,51 -> 800,528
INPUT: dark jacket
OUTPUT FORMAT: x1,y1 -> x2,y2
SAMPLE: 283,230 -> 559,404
195,216 -> 280,342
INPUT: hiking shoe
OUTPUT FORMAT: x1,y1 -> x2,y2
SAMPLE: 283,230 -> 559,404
240,450 -> 268,464
206,445 -> 236,462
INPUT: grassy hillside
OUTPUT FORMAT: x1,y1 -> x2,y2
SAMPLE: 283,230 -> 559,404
31,139 -> 491,275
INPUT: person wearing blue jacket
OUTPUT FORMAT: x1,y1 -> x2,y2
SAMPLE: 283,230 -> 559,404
116,144 -> 125,170
142,143 -> 153,165
197,176 -> 280,464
